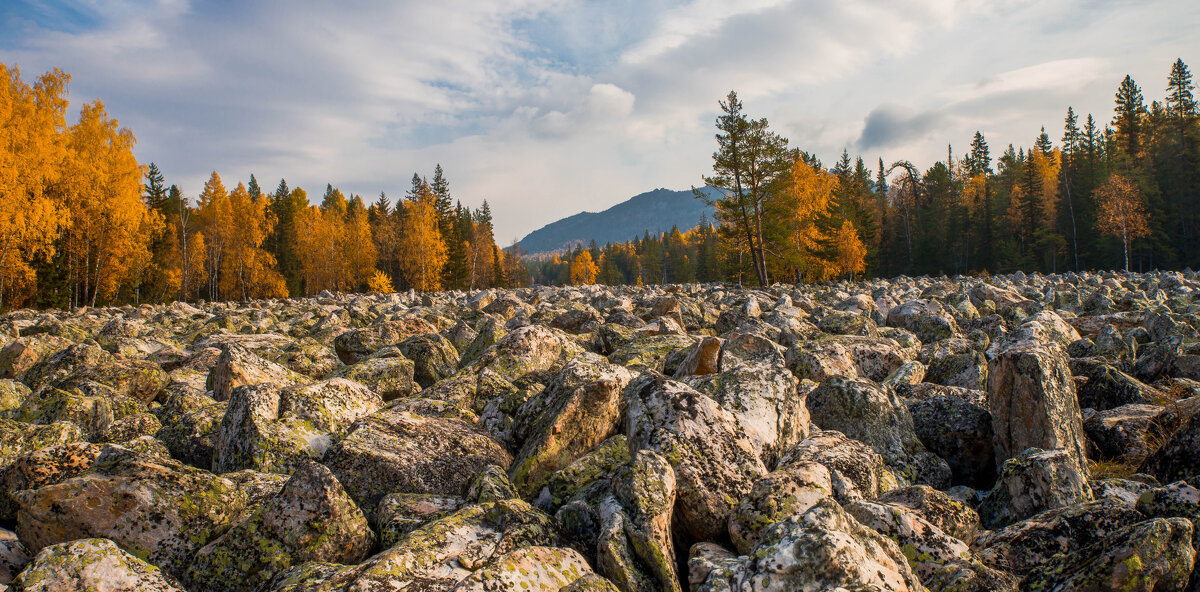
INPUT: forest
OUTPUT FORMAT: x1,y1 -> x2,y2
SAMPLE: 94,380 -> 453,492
1,59 -> 1197,309
531,59 -> 1199,288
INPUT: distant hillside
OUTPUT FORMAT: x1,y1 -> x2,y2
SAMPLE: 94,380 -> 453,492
516,187 -> 718,255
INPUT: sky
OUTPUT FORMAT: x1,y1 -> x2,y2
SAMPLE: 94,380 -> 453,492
2,0 -> 1197,243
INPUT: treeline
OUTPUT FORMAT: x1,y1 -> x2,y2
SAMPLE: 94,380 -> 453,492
0,63 -> 525,310
530,58 -> 1199,288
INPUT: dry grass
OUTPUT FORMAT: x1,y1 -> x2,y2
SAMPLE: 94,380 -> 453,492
1088,459 -> 1141,480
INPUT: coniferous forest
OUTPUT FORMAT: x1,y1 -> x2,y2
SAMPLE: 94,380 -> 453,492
2,59 -> 1198,309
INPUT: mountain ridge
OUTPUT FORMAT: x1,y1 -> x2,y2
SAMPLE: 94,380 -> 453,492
516,187 -> 718,255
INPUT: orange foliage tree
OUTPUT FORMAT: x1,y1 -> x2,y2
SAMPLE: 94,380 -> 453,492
569,250 -> 599,285
0,65 -> 70,308
1095,174 -> 1150,272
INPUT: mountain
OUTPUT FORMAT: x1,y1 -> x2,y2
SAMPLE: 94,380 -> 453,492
516,187 -> 718,255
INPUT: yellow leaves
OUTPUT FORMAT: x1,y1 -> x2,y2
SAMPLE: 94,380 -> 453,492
1096,174 -> 1150,240
367,269 -> 394,294
61,99 -> 153,305
569,251 -> 598,285
834,220 -> 867,280
396,196 -> 447,292
0,64 -> 71,307
770,156 -> 840,282
1029,149 -> 1061,228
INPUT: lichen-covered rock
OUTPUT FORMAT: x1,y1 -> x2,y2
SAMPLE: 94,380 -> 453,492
212,378 -> 381,475
0,336 -> 72,382
13,385 -> 144,440
974,497 -> 1145,577
322,406 -> 512,516
152,387 -> 225,469
12,538 -> 186,592
542,434 -> 631,510
609,334 -> 696,373
376,492 -> 465,548
777,430 -> 897,502
685,357 -> 810,468
908,391 -> 996,489
329,354 -> 420,401
1072,359 -> 1164,411
0,528 -> 28,585
22,342 -> 167,404
988,337 -> 1089,469
977,447 -> 1093,529
610,450 -> 679,592
1022,517 -> 1194,592
878,485 -> 980,544
95,411 -> 161,444
1083,403 -> 1167,466
454,545 -> 598,591
888,298 -> 960,343
206,344 -> 306,402
1140,408 -> 1200,484
0,441 -> 103,520
806,375 -> 950,488
0,418 -> 82,469
332,317 -> 438,364
0,379 -> 31,416
265,498 -> 560,591
692,498 -> 925,592
728,461 -> 832,554
785,338 -> 859,382
398,332 -> 460,388
186,461 -> 375,592
623,373 -> 766,542
13,446 -> 247,579
510,358 -> 636,497
469,324 -> 584,383
922,338 -> 988,390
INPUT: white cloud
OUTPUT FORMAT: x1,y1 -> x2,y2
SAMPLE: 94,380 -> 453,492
1,0 -> 1195,241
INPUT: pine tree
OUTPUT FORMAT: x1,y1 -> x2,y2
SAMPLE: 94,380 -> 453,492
144,162 -> 168,213
1113,75 -> 1146,157
1166,58 -> 1197,122
248,174 -> 262,202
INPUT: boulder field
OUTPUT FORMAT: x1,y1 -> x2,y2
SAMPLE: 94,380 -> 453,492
0,270 -> 1199,591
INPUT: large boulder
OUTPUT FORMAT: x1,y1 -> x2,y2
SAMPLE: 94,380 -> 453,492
212,378 -> 382,474
152,387 -> 225,469
186,461 -> 375,592
1140,408 -> 1200,484
624,373 -> 766,542
691,498 -> 925,592
265,498 -> 561,591
206,344 -> 306,402
777,430 -> 898,502
908,390 -> 996,489
329,353 -> 420,401
13,446 -> 247,579
977,447 -> 1093,529
727,461 -> 832,554
685,356 -> 810,468
510,358 -> 636,497
887,298 -> 960,343
1021,517 -> 1194,592
332,317 -> 438,364
0,418 -> 83,469
22,342 -> 167,404
321,406 -> 512,515
806,375 -> 950,488
12,538 -> 186,592
988,337 -> 1089,468
398,332 -> 460,388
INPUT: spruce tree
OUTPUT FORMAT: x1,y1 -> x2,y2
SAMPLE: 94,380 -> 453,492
1113,75 -> 1146,157
248,174 -> 262,202
143,162 -> 168,214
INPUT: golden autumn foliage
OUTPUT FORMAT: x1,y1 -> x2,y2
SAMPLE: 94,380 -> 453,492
367,269 -> 394,294
0,65 -> 70,308
397,190 -> 448,292
834,219 -> 867,280
773,156 -> 839,282
221,182 -> 287,299
1096,174 -> 1150,271
569,250 -> 599,285
60,100 -> 161,306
